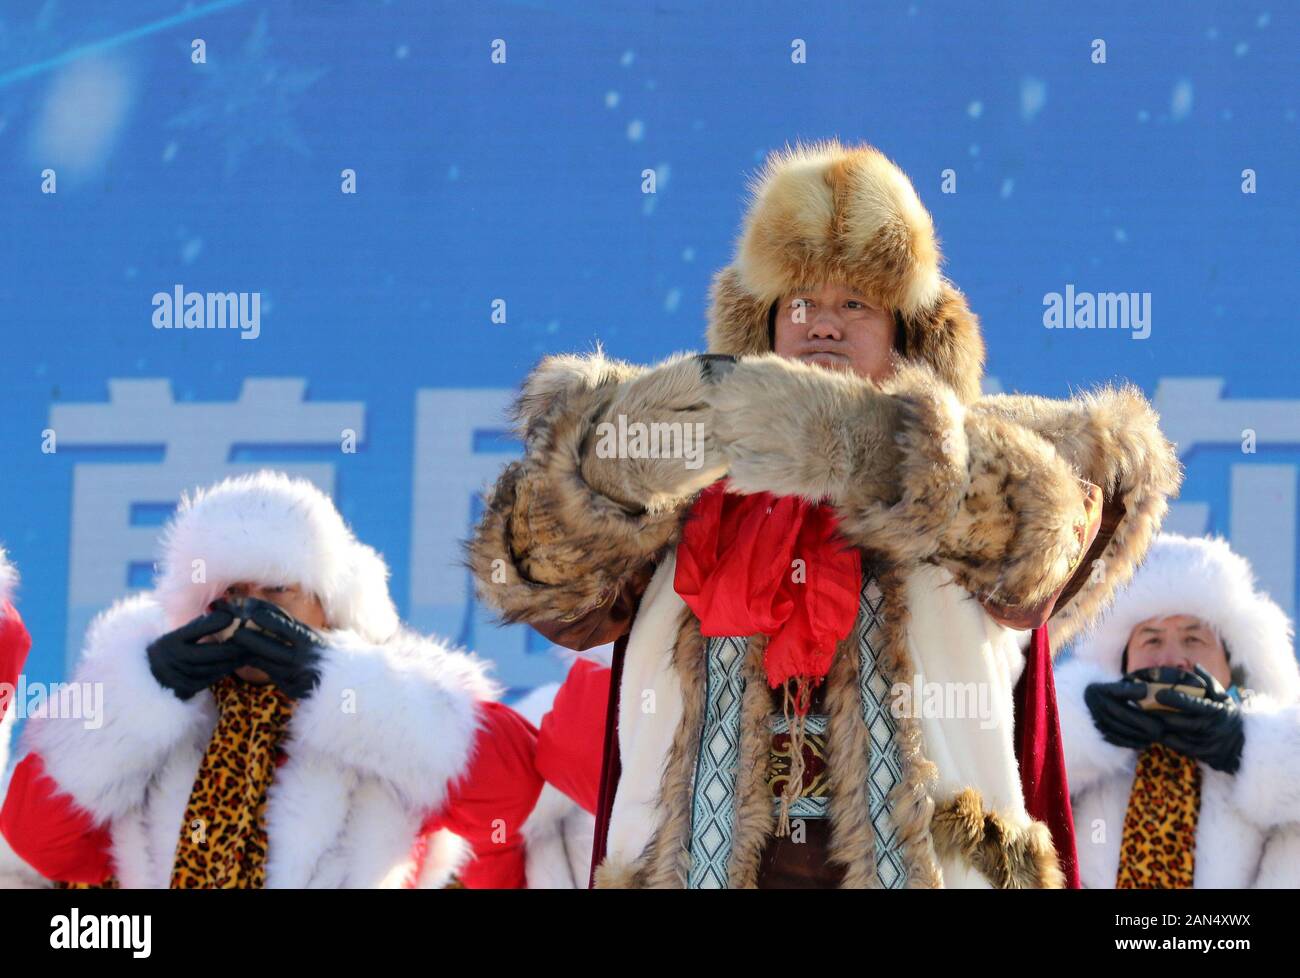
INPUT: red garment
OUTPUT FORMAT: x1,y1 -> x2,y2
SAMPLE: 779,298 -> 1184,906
0,753 -> 113,883
3,700 -> 544,889
417,700 -> 543,888
1014,625 -> 1080,888
674,481 -> 860,691
0,598 -> 32,721
589,647 -> 625,887
536,658 -> 611,815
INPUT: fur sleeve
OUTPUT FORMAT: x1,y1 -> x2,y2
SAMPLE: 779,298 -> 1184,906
25,594 -> 212,824
1231,699 -> 1300,831
726,359 -> 1095,610
466,352 -> 686,626
1054,657 -> 1135,796
289,630 -> 499,814
971,387 -> 1181,650
710,356 -> 1092,608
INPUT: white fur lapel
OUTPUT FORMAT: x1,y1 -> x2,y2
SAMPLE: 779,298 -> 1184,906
289,630 -> 494,814
1073,764 -> 1275,888
108,738 -> 429,888
263,746 -> 357,887
605,553 -> 686,868
902,563 -> 1029,822
26,595 -> 214,825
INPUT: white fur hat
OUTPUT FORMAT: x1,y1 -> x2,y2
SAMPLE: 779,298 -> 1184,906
1071,534 -> 1298,701
155,471 -> 399,643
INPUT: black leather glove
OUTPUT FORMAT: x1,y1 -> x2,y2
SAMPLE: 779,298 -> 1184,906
146,606 -> 241,701
228,597 -> 325,700
1155,665 -> 1245,774
1084,677 -> 1165,750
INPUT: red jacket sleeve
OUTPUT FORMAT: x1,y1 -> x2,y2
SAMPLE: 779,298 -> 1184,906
421,701 -> 543,889
0,753 -> 114,884
0,599 -> 32,722
536,659 -> 612,815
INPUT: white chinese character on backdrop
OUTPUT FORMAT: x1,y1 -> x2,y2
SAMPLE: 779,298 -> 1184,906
1156,377 -> 1298,616
408,388 -> 568,692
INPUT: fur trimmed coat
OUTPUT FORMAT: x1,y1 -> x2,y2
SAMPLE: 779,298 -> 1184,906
1058,660 -> 1300,888
469,352 -> 1181,889
0,594 -> 542,889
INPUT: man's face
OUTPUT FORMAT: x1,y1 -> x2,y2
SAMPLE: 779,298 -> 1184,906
218,581 -> 327,684
1125,614 -> 1231,689
772,282 -> 897,382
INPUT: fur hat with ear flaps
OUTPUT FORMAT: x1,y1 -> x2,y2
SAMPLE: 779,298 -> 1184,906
707,139 -> 986,403
155,471 -> 400,643
1070,534 -> 1299,702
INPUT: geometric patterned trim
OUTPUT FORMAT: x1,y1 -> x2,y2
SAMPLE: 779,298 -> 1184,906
857,573 -> 908,888
686,634 -> 747,889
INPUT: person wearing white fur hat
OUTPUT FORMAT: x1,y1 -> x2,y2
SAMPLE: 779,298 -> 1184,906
0,471 -> 542,888
1056,533 -> 1300,888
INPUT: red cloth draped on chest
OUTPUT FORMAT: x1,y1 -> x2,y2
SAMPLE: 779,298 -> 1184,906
674,481 -> 861,692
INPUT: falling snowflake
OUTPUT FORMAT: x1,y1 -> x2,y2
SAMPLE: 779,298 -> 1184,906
167,12 -> 326,177
1020,77 -> 1047,123
1170,79 -> 1193,120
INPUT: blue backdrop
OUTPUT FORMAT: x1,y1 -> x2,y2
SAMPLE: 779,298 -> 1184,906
2,0 -> 1297,698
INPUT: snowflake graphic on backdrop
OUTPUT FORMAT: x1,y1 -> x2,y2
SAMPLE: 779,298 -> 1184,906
168,11 -> 326,178
0,1 -> 66,135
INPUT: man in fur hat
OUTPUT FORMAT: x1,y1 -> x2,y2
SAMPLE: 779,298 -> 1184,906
468,139 -> 1182,888
1057,534 -> 1300,888
0,472 -> 542,888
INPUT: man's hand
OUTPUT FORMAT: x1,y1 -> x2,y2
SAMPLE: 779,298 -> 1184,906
146,607 -> 241,701
228,598 -> 325,700
1084,678 -> 1165,750
580,354 -> 728,510
1156,665 -> 1245,774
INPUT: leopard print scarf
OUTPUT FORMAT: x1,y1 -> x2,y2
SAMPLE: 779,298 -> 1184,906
170,676 -> 295,889
1115,742 -> 1201,889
